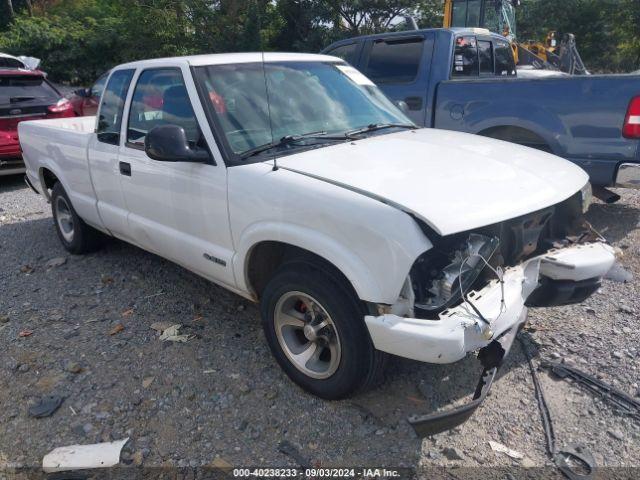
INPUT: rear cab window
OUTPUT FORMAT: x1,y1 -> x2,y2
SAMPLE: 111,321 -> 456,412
96,69 -> 134,145
365,37 -> 424,84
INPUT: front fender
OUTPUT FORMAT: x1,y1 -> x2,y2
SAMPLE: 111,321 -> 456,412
233,221 -> 387,302
228,163 -> 433,304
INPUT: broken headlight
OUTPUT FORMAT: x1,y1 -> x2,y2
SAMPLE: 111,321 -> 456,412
411,233 -> 500,319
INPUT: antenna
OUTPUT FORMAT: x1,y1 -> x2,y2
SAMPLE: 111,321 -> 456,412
261,52 -> 278,171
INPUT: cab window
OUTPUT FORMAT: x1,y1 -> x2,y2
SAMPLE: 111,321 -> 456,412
326,43 -> 358,65
126,68 -> 199,148
365,37 -> 424,84
91,73 -> 109,99
97,69 -> 134,145
452,35 -> 479,77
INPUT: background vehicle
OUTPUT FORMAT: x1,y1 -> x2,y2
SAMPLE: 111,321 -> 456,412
322,28 -> 640,190
68,71 -> 109,116
0,52 -> 41,72
443,0 -> 588,75
18,54 -> 614,435
0,68 -> 74,176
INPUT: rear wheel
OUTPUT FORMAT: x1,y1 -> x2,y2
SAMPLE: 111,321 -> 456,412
260,265 -> 385,399
51,182 -> 105,254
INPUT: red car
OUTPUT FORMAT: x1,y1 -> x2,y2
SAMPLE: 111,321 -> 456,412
68,72 -> 109,117
1,68 -> 75,176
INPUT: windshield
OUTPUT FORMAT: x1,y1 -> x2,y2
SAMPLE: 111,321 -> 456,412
194,61 -> 411,159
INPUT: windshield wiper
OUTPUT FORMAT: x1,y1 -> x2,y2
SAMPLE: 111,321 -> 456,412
239,131 -> 349,160
344,123 -> 416,137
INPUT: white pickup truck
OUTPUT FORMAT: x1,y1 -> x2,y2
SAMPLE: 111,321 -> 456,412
19,53 -> 615,435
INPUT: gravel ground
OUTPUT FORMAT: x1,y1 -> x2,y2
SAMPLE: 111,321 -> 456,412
1,174 -> 639,476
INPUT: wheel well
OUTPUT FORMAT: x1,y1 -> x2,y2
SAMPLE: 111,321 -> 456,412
246,241 -> 358,302
41,168 -> 59,190
479,126 -> 552,153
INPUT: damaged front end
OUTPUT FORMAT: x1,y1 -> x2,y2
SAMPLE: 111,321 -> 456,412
363,187 -> 616,436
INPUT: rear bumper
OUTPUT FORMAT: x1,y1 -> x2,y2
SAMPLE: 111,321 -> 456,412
364,242 -> 615,364
0,131 -> 24,175
0,131 -> 21,156
615,163 -> 640,188
0,157 -> 25,176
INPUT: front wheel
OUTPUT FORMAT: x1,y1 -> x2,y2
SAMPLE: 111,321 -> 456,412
260,265 -> 385,399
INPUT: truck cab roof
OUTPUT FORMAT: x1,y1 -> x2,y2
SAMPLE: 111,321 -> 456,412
321,27 -> 508,49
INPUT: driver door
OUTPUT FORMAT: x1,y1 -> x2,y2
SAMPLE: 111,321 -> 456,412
117,66 -> 235,287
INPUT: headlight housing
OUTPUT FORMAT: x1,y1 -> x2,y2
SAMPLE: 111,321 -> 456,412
411,233 -> 499,319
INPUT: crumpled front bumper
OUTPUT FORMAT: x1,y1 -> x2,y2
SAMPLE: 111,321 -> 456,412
363,241 -> 615,436
364,242 -> 615,364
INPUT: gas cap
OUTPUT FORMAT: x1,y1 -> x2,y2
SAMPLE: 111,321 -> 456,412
450,104 -> 464,121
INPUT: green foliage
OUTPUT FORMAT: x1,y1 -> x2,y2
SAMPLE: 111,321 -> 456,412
1,0 -> 638,84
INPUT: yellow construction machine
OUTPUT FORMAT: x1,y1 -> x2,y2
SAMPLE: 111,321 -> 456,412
443,0 -> 588,75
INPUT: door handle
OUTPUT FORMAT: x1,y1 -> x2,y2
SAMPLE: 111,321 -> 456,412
119,161 -> 131,176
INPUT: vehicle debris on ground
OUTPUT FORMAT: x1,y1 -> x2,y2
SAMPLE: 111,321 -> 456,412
42,438 -> 129,473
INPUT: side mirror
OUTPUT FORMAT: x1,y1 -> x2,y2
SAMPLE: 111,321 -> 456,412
74,88 -> 89,98
394,100 -> 410,113
145,125 -> 210,163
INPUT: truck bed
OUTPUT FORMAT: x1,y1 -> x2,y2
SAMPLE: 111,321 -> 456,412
434,75 -> 640,185
19,116 -> 98,224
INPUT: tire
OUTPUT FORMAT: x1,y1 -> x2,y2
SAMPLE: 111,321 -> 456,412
51,182 -> 105,254
260,264 -> 385,399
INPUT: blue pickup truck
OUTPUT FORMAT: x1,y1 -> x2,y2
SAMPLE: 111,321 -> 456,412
322,28 -> 640,192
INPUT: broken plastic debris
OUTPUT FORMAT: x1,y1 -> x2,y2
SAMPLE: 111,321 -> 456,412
142,376 -> 155,388
150,321 -> 173,333
28,395 -> 64,418
210,457 -> 233,470
159,324 -> 194,343
42,438 -> 129,473
45,257 -> 67,269
489,440 -> 524,459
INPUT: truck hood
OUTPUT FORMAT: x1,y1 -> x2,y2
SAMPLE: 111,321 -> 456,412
275,128 -> 588,236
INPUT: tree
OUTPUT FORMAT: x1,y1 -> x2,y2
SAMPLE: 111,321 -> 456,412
5,0 -> 14,18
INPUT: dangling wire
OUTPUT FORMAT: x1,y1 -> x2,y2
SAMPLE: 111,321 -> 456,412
457,253 -> 506,326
